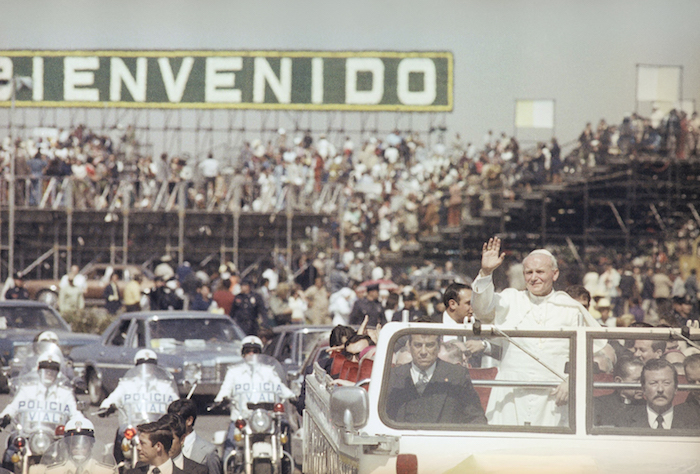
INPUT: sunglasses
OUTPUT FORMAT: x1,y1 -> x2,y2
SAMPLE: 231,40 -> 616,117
344,351 -> 361,362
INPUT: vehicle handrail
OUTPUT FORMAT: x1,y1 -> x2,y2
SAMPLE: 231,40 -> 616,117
469,380 -> 561,388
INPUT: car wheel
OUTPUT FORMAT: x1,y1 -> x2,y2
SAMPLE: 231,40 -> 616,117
87,371 -> 105,406
36,290 -> 59,307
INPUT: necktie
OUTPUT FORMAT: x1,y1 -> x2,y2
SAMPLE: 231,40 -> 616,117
153,468 -> 161,474
655,414 -> 664,429
415,370 -> 429,395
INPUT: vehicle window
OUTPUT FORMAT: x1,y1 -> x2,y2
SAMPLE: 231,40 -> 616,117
278,334 -> 292,362
106,319 -> 132,347
301,331 -> 331,362
379,327 -> 575,433
264,335 -> 280,357
148,318 -> 242,349
0,307 -> 68,330
133,320 -> 146,348
588,331 -> 700,436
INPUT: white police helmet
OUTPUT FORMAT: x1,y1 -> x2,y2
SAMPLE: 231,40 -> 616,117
65,417 -> 95,436
241,335 -> 263,355
134,349 -> 158,365
37,331 -> 59,343
64,417 -> 95,462
37,353 -> 61,387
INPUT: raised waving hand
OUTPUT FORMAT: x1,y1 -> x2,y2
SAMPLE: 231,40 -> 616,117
480,236 -> 506,277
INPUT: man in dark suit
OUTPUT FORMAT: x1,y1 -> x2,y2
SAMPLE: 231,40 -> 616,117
385,333 -> 487,425
680,353 -> 700,419
349,283 -> 383,326
103,272 -> 122,315
125,421 -> 185,474
594,357 -> 645,426
618,358 -> 700,430
158,414 -> 207,474
168,398 -> 223,474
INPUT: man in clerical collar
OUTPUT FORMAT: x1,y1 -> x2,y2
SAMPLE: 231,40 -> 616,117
594,357 -> 645,426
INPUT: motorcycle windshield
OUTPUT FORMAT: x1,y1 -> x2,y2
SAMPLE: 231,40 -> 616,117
12,370 -> 72,393
116,364 -> 179,427
227,354 -> 293,409
18,342 -> 71,377
14,408 -> 69,437
40,437 -> 117,473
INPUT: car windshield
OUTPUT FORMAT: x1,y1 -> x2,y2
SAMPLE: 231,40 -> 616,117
302,331 -> 331,359
379,327 -> 575,432
148,318 -> 241,347
0,307 -> 68,330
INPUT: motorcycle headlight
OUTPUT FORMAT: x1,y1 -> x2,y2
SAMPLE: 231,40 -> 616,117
29,431 -> 52,455
250,409 -> 272,434
183,362 -> 202,383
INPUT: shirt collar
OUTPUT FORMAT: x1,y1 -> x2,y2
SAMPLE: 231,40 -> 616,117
150,458 -> 174,474
172,452 -> 184,470
182,430 -> 195,458
646,404 -> 674,429
410,361 -> 436,384
442,311 -> 462,326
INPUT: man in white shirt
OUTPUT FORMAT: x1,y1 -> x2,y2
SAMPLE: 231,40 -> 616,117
619,358 -> 700,429
158,414 -> 206,474
167,399 -> 222,474
442,282 -> 500,366
126,421 -> 185,474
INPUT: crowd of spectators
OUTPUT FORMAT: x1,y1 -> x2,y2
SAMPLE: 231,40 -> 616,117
1,106 -> 698,259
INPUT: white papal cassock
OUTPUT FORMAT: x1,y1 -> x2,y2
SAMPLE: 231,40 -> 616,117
472,273 -> 602,427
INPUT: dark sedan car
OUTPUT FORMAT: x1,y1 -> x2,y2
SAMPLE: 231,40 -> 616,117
263,324 -> 332,395
69,311 -> 246,405
0,300 -> 100,391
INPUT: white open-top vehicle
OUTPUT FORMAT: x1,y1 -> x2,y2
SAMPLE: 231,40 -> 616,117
303,322 -> 700,474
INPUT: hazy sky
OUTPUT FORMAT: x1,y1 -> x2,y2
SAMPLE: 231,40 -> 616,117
1,0 -> 699,149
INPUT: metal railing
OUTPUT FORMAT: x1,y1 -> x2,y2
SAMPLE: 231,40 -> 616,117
0,175 -> 343,214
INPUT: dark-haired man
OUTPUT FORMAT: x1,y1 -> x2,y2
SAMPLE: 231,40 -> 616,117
440,282 -> 499,365
125,421 -> 185,474
349,283 -> 383,326
168,399 -> 222,474
680,353 -> 700,419
593,357 -> 645,426
385,333 -> 486,424
157,414 -> 207,474
618,358 -> 700,429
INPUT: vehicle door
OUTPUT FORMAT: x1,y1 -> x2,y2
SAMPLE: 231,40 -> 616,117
95,317 -> 136,393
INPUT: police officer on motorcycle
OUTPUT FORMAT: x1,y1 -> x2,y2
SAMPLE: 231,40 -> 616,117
39,417 -> 117,474
97,349 -> 179,467
0,354 -> 80,470
16,331 -> 77,385
214,336 -> 295,467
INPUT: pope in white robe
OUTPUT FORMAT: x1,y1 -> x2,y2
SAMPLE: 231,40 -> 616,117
472,237 -> 602,427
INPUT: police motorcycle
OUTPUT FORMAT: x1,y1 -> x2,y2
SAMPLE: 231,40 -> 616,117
38,418 -> 117,474
211,336 -> 296,474
96,350 -> 178,470
0,355 -> 80,474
